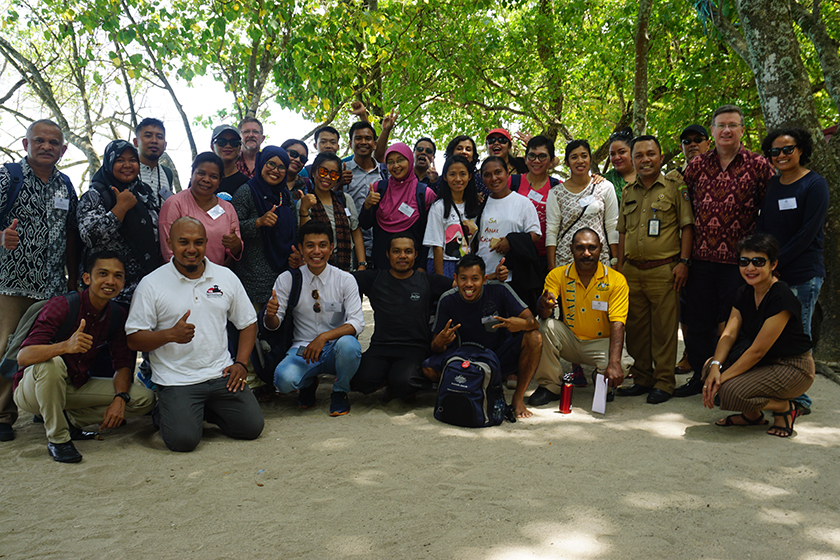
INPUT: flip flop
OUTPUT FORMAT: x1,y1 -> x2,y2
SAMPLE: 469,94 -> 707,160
716,412 -> 768,426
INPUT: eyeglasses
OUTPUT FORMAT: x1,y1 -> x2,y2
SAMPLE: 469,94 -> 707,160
214,138 -> 241,148
264,161 -> 286,172
312,289 -> 321,313
487,136 -> 509,145
287,149 -> 308,164
681,137 -> 706,145
415,146 -> 435,156
318,166 -> 341,181
713,123 -> 743,130
526,153 -> 549,162
769,145 -> 797,158
738,256 -> 767,268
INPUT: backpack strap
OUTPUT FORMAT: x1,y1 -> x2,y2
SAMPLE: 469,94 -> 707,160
53,291 -> 82,343
375,178 -> 389,195
510,175 -> 522,193
1,163 -> 25,226
288,267 -> 303,310
59,173 -> 75,199
162,165 -> 174,186
89,181 -> 116,211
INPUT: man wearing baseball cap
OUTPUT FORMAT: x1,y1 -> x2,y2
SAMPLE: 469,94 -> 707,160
211,125 -> 249,198
486,128 -> 528,175
677,125 -> 710,174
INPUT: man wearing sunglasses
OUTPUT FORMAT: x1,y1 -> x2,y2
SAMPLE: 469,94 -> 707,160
486,129 -> 528,176
236,117 -> 265,179
675,105 -> 775,398
264,220 -> 364,416
413,138 -> 439,189
211,125 -> 250,198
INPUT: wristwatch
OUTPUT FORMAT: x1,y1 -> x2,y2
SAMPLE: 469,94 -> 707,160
678,258 -> 692,266
115,392 -> 131,403
357,261 -> 369,268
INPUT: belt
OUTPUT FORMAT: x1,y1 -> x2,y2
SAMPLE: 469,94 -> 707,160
626,255 -> 680,270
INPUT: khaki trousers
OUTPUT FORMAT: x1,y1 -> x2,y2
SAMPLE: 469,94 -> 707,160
623,262 -> 679,393
0,294 -> 37,426
14,357 -> 154,443
535,318 -> 634,394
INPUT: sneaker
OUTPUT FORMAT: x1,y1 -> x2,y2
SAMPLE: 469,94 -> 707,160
570,366 -> 587,387
329,391 -> 350,416
0,423 -> 13,442
47,441 -> 82,463
297,377 -> 319,409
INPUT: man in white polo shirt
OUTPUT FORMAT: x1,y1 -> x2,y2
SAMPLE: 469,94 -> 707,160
126,217 -> 263,452
264,220 -> 364,416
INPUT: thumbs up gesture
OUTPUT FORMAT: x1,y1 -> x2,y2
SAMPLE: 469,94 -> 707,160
2,218 -> 19,250
222,225 -> 241,251
340,162 -> 352,187
65,319 -> 93,354
495,257 -> 509,282
266,289 -> 280,319
256,205 -> 278,228
169,310 -> 195,344
111,186 -> 137,211
288,245 -> 303,269
363,183 -> 381,209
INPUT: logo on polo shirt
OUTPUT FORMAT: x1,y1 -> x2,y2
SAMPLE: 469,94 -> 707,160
410,292 -> 421,301
206,285 -> 224,297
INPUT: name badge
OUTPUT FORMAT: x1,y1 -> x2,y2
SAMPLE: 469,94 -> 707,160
54,196 -> 69,211
344,207 -> 352,217
207,205 -> 225,220
528,190 -> 544,203
592,300 -> 608,312
324,301 -> 343,313
778,197 -> 797,211
648,218 -> 661,237
398,202 -> 415,218
579,195 -> 595,208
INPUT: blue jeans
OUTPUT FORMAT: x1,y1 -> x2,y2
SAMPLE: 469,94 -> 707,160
273,335 -> 362,394
788,276 -> 823,410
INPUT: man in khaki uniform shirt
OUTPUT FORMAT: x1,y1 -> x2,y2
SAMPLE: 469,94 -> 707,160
615,136 -> 694,404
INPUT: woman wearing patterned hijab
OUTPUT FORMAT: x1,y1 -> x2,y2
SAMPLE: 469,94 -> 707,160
77,140 -> 162,305
231,145 -> 297,306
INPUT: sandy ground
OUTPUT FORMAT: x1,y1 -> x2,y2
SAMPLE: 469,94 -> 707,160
2,300 -> 840,560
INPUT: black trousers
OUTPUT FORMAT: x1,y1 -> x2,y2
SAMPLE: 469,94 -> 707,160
351,345 -> 430,398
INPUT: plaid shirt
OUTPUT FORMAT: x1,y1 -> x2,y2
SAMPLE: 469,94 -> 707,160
683,146 -> 774,264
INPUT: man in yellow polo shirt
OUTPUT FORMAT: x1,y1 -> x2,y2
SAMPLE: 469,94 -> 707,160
529,228 -> 634,406
615,135 -> 694,404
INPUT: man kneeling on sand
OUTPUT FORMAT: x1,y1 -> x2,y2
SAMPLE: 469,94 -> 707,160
422,254 -> 542,418
126,217 -> 263,452
13,251 -> 154,463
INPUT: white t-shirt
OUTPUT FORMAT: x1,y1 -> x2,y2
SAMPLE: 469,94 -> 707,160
476,193 -> 541,281
422,200 -> 477,261
126,259 -> 257,386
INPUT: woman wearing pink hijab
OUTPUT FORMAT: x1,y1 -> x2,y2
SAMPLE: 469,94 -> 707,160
359,142 -> 437,270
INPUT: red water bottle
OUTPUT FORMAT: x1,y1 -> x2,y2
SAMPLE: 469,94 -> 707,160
559,373 -> 573,414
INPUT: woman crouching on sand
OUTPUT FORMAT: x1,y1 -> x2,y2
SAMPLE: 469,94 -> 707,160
702,233 -> 814,437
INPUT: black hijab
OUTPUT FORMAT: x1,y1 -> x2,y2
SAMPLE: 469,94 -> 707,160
90,140 -> 161,274
247,146 -> 295,272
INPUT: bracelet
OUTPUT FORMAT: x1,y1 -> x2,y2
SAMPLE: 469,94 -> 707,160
299,213 -> 309,218
234,360 -> 248,371
710,360 -> 722,368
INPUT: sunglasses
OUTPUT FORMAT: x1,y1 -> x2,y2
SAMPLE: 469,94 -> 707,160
769,145 -> 797,158
318,166 -> 341,181
681,137 -> 706,145
738,256 -> 767,268
264,160 -> 286,172
487,136 -> 509,145
214,138 -> 241,148
526,153 -> 549,162
415,146 -> 435,156
312,289 -> 321,313
287,149 -> 308,164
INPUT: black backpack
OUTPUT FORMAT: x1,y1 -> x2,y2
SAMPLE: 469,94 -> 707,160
0,292 -> 122,380
434,342 -> 511,428
1,163 -> 75,227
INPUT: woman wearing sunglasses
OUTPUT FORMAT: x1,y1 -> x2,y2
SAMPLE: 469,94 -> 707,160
701,233 -> 814,438
281,138 -> 311,201
298,152 -> 366,271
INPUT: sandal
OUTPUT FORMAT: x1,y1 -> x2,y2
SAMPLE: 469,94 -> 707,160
767,402 -> 797,438
716,412 -> 768,427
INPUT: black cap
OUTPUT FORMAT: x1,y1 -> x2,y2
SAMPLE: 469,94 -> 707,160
680,124 -> 708,139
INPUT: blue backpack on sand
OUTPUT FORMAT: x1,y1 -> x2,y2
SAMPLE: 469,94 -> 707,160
434,342 -> 511,428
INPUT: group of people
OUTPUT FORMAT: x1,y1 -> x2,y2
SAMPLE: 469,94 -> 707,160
0,101 -> 827,462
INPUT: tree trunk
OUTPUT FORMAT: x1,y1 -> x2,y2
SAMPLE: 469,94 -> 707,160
632,0 -> 654,136
732,0 -> 840,362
